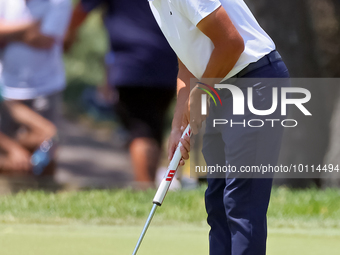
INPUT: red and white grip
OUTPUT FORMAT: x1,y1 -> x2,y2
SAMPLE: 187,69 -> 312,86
153,125 -> 192,206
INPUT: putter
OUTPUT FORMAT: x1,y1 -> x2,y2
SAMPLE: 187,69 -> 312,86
132,124 -> 192,255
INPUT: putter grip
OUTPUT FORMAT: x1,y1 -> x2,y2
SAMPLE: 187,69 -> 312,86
153,125 -> 192,206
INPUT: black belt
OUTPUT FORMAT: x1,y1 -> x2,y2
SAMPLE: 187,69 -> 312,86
232,50 -> 282,78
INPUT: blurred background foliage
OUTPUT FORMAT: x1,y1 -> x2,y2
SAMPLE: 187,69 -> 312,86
64,10 -> 107,86
61,0 -> 340,188
63,9 -> 108,117
1,186 -> 340,228
245,0 -> 340,188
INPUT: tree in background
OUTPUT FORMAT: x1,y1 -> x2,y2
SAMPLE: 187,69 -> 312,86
246,0 -> 340,187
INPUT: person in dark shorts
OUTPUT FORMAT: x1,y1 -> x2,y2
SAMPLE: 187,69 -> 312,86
66,0 -> 178,188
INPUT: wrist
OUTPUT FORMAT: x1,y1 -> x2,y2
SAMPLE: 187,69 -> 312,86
195,81 -> 211,90
171,122 -> 182,132
192,83 -> 207,98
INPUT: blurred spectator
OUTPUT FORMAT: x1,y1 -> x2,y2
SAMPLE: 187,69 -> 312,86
0,0 -> 72,175
66,0 -> 178,188
81,52 -> 118,121
0,89 -> 56,173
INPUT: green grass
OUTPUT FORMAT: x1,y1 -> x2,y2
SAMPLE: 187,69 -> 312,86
0,187 -> 340,255
268,187 -> 340,228
0,187 -> 206,225
0,186 -> 340,228
0,224 -> 340,255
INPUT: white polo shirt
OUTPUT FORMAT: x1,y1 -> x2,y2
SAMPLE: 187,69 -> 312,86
149,0 -> 275,81
0,0 -> 71,100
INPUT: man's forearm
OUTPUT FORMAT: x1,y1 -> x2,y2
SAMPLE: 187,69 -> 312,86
172,77 -> 190,130
63,2 -> 89,51
69,3 -> 89,31
172,59 -> 195,130
0,21 -> 32,41
200,43 -> 243,84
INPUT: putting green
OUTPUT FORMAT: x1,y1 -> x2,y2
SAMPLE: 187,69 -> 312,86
0,224 -> 339,255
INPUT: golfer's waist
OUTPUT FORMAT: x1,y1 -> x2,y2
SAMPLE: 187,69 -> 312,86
232,50 -> 282,79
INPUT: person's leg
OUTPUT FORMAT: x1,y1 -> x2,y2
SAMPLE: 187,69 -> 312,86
34,93 -> 62,176
0,104 -> 25,174
13,94 -> 60,152
0,100 -> 21,138
18,94 -> 60,176
217,94 -> 280,255
222,178 -> 273,255
202,108 -> 232,255
115,86 -> 175,187
206,178 -> 233,255
217,58 -> 289,255
129,137 -> 161,184
0,98 -> 57,175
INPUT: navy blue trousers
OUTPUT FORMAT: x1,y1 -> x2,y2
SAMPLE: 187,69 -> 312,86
202,57 -> 289,255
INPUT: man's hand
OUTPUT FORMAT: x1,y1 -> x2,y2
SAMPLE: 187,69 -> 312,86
179,132 -> 190,165
0,20 -> 53,48
23,21 -> 55,49
168,127 -> 191,166
168,127 -> 182,163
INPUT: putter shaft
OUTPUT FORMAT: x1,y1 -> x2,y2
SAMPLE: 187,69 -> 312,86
132,204 -> 158,255
132,125 -> 192,255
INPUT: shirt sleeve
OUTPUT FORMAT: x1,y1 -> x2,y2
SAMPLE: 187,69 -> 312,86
173,0 -> 222,26
81,0 -> 105,13
41,0 -> 72,40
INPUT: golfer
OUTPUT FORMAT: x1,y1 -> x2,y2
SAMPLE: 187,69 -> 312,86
149,1 -> 289,255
